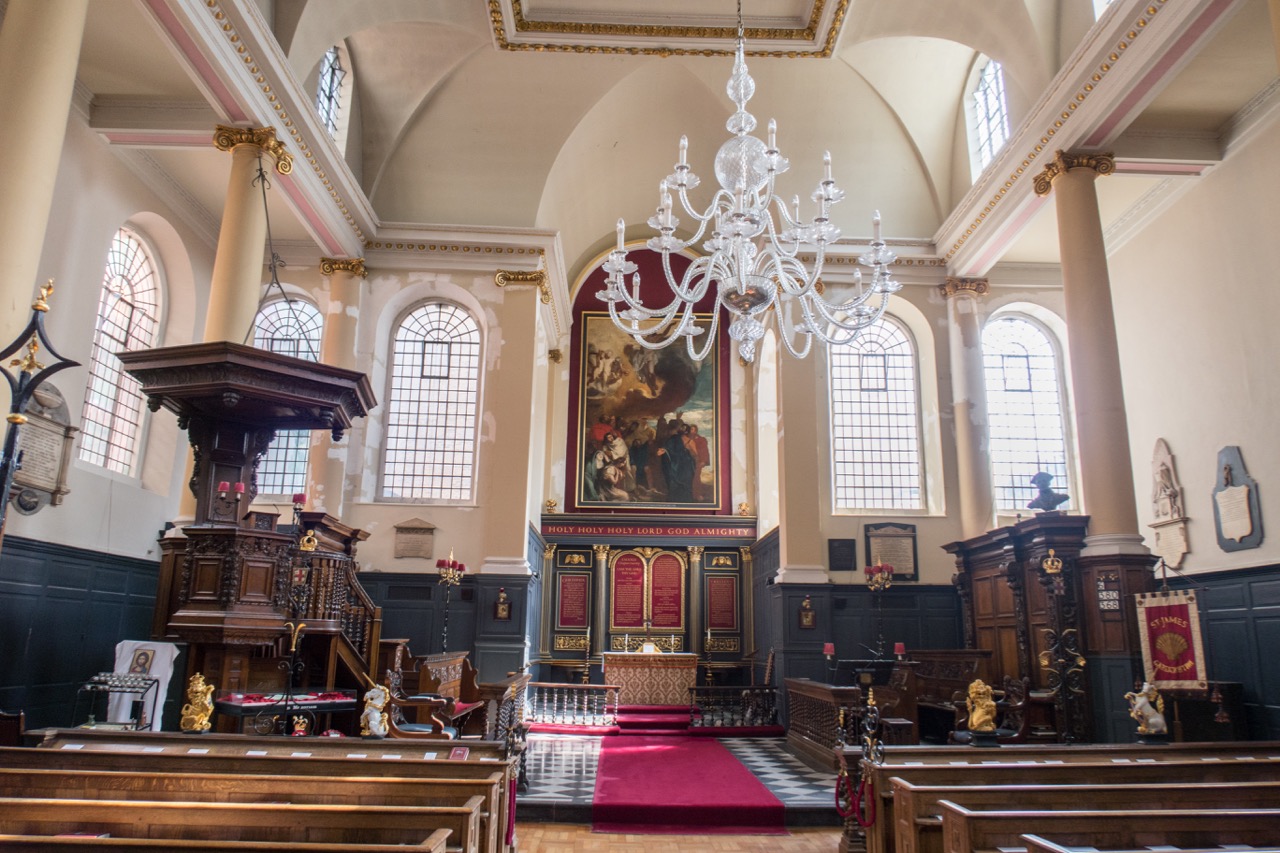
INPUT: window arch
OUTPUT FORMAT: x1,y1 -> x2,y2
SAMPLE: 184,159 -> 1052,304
972,58 -> 1010,173
316,45 -> 346,138
983,315 -> 1072,512
381,302 -> 482,502
79,228 -> 162,475
253,298 -> 324,495
829,316 -> 922,511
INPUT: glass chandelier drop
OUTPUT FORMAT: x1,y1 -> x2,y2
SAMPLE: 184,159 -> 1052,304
597,2 -> 900,364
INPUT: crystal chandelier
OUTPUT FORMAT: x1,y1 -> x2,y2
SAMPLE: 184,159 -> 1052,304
597,1 -> 900,364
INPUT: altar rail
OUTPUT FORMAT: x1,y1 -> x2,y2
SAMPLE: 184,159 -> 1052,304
689,686 -> 778,728
525,682 -> 619,727
784,678 -> 863,770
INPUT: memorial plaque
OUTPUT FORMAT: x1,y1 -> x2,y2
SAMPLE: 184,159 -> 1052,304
13,411 -> 75,504
706,574 -> 738,631
649,551 -> 685,629
610,553 -> 646,629
393,518 -> 436,559
865,522 -> 919,580
556,572 -> 591,629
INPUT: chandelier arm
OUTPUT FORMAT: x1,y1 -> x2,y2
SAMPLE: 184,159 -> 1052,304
606,300 -> 686,344
772,310 -> 815,360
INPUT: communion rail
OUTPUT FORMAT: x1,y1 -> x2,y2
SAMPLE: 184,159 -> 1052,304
688,686 -> 779,728
525,682 -> 620,727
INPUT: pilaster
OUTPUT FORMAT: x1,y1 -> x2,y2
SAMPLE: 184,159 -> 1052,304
940,277 -> 994,539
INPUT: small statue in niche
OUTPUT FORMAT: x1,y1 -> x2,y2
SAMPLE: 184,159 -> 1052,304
1027,471 -> 1069,511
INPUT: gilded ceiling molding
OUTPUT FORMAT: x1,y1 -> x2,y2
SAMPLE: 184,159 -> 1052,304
1033,151 -> 1117,197
938,277 -> 989,298
941,0 -> 1169,262
364,241 -> 542,257
202,1 -> 366,244
495,269 -> 551,304
319,257 -> 368,278
488,0 -> 847,59
213,124 -> 293,175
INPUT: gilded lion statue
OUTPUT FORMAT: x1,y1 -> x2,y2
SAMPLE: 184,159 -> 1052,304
361,684 -> 390,738
180,673 -> 215,733
966,678 -> 997,733
1124,681 -> 1168,735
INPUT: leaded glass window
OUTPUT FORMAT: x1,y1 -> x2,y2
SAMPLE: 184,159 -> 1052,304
316,46 -> 345,138
974,59 -> 1010,169
382,303 -> 481,501
252,299 -> 323,495
983,316 -> 1071,511
79,228 -> 161,475
830,318 -> 922,510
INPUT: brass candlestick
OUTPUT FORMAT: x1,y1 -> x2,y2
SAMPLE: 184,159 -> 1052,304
436,548 -> 465,653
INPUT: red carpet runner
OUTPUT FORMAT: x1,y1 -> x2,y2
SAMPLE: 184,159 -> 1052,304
592,735 -> 786,834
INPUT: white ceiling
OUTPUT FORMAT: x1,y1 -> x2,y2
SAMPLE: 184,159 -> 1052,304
67,0 -> 1279,287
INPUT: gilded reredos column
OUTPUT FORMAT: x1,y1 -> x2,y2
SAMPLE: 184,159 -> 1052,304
1034,151 -> 1139,540
941,277 -> 995,539
205,125 -> 293,343
307,257 -> 367,516
0,0 -> 90,350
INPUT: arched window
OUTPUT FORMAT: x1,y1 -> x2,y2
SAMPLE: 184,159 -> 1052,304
316,45 -> 346,139
973,59 -> 1010,171
381,302 -> 482,502
252,299 -> 324,496
79,228 -> 162,475
829,317 -> 922,510
983,315 -> 1071,511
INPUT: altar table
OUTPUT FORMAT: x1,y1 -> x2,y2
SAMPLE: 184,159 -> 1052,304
602,652 -> 698,706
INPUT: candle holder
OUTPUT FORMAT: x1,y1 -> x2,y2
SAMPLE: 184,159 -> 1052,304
435,549 -> 466,653
865,564 -> 894,659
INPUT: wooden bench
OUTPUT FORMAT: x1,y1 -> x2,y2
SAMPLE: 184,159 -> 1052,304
9,735 -> 517,853
892,778 -> 1280,853
0,834 -> 450,852
0,797 -> 483,850
0,767 -> 501,853
938,804 -> 1280,853
1021,834 -> 1280,853
839,744 -> 1280,853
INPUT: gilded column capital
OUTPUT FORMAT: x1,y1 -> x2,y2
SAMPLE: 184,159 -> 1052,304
592,544 -> 612,559
687,546 -> 705,558
543,543 -> 557,560
938,277 -> 989,299
320,257 -> 368,278
1033,150 -> 1115,196
494,269 -> 551,304
213,124 -> 294,175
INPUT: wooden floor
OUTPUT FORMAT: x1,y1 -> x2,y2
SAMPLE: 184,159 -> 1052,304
516,823 -> 841,851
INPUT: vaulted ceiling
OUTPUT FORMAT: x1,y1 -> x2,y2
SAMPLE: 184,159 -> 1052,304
72,0 -> 1278,301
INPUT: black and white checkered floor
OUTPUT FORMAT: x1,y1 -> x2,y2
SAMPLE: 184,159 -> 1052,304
519,733 -> 837,809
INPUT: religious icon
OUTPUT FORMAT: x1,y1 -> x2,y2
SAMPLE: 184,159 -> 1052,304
495,587 -> 512,621
128,649 -> 155,674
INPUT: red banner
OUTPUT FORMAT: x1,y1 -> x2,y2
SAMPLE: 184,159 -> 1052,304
706,574 -> 738,631
1135,590 -> 1207,691
649,552 -> 685,629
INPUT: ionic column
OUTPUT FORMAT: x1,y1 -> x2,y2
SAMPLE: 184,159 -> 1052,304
774,347 -> 826,583
306,257 -> 366,516
204,125 -> 292,343
1034,151 -> 1140,543
173,126 -> 292,523
0,0 -> 90,349
940,277 -> 995,539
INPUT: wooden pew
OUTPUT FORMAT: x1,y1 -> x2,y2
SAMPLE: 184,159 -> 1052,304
0,767 -> 501,853
892,778 -> 1280,853
938,804 -> 1280,853
0,835 -> 451,852
11,734 -> 517,853
1021,834 -> 1280,853
0,797 -> 483,850
840,747 -> 1280,853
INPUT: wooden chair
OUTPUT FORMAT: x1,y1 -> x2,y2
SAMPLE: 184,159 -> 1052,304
949,675 -> 1029,744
